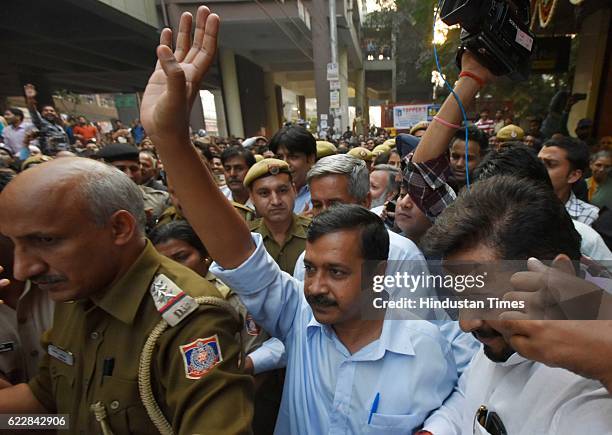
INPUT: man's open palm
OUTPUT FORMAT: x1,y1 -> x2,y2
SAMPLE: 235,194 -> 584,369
141,6 -> 219,143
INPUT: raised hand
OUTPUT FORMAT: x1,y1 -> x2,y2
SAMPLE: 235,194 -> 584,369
500,256 -> 605,320
140,6 -> 220,145
23,84 -> 37,99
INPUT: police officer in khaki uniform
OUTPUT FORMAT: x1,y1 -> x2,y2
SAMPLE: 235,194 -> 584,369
244,159 -> 311,274
0,234 -> 54,387
0,157 -> 253,434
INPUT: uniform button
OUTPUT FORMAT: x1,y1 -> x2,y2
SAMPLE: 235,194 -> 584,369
90,331 -> 99,340
30,350 -> 39,357
110,400 -> 120,410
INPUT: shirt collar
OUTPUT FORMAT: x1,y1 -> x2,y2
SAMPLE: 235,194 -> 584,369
305,315 -> 416,360
361,319 -> 416,360
496,351 -> 528,367
90,240 -> 161,324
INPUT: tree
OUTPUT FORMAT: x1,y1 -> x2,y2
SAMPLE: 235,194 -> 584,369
54,89 -> 82,116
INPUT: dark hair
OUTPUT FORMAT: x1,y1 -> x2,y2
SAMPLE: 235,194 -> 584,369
473,144 -> 553,189
422,175 -> 581,261
220,146 -> 256,167
542,136 -> 589,172
374,151 -> 390,165
452,125 -> 489,155
0,170 -> 16,193
529,116 -> 543,124
7,108 -> 24,121
149,220 -> 208,258
307,204 -> 389,261
269,125 -> 316,157
194,141 -> 214,162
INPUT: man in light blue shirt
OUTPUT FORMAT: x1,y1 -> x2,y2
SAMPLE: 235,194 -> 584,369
212,205 -> 462,434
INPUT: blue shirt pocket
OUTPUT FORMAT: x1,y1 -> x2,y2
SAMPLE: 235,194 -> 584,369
366,412 -> 422,434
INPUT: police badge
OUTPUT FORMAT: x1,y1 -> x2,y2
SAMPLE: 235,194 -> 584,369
179,335 -> 224,379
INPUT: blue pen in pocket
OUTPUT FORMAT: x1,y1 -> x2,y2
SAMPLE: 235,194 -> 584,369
368,392 -> 380,424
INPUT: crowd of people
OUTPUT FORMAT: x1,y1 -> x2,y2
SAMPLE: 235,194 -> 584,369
0,5 -> 612,435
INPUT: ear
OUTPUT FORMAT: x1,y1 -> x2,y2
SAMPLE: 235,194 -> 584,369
567,169 -> 583,185
109,210 -> 139,246
307,154 -> 316,165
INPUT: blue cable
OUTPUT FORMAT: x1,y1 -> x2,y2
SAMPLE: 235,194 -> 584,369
433,0 -> 471,189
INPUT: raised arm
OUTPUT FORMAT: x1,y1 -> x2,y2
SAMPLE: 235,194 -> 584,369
140,6 -> 254,269
412,52 -> 495,163
23,84 -> 44,130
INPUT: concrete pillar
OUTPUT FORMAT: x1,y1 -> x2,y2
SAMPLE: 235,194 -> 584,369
213,89 -> 228,137
568,8 -> 610,135
264,72 -> 281,137
298,95 -> 307,120
311,0 -> 331,135
189,95 -> 206,131
219,48 -> 245,138
353,68 -> 368,127
338,48 -> 349,132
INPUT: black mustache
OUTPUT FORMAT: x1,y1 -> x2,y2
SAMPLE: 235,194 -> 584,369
473,328 -> 502,340
32,275 -> 67,285
306,294 -> 337,307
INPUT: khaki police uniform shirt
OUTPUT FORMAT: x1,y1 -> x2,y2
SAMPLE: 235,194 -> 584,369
141,185 -> 169,224
249,214 -> 310,274
28,242 -> 253,434
155,205 -> 183,228
0,281 -> 54,384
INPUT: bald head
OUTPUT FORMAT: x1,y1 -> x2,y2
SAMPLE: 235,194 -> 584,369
0,157 -> 147,301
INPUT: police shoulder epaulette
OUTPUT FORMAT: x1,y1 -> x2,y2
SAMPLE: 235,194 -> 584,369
149,274 -> 199,327
232,201 -> 253,213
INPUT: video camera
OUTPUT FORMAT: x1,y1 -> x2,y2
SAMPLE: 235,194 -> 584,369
439,0 -> 535,80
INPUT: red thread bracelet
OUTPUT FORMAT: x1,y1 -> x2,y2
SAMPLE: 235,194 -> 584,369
459,71 -> 485,88
433,116 -> 460,130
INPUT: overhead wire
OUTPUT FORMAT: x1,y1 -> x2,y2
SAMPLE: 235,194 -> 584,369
433,0 -> 470,188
